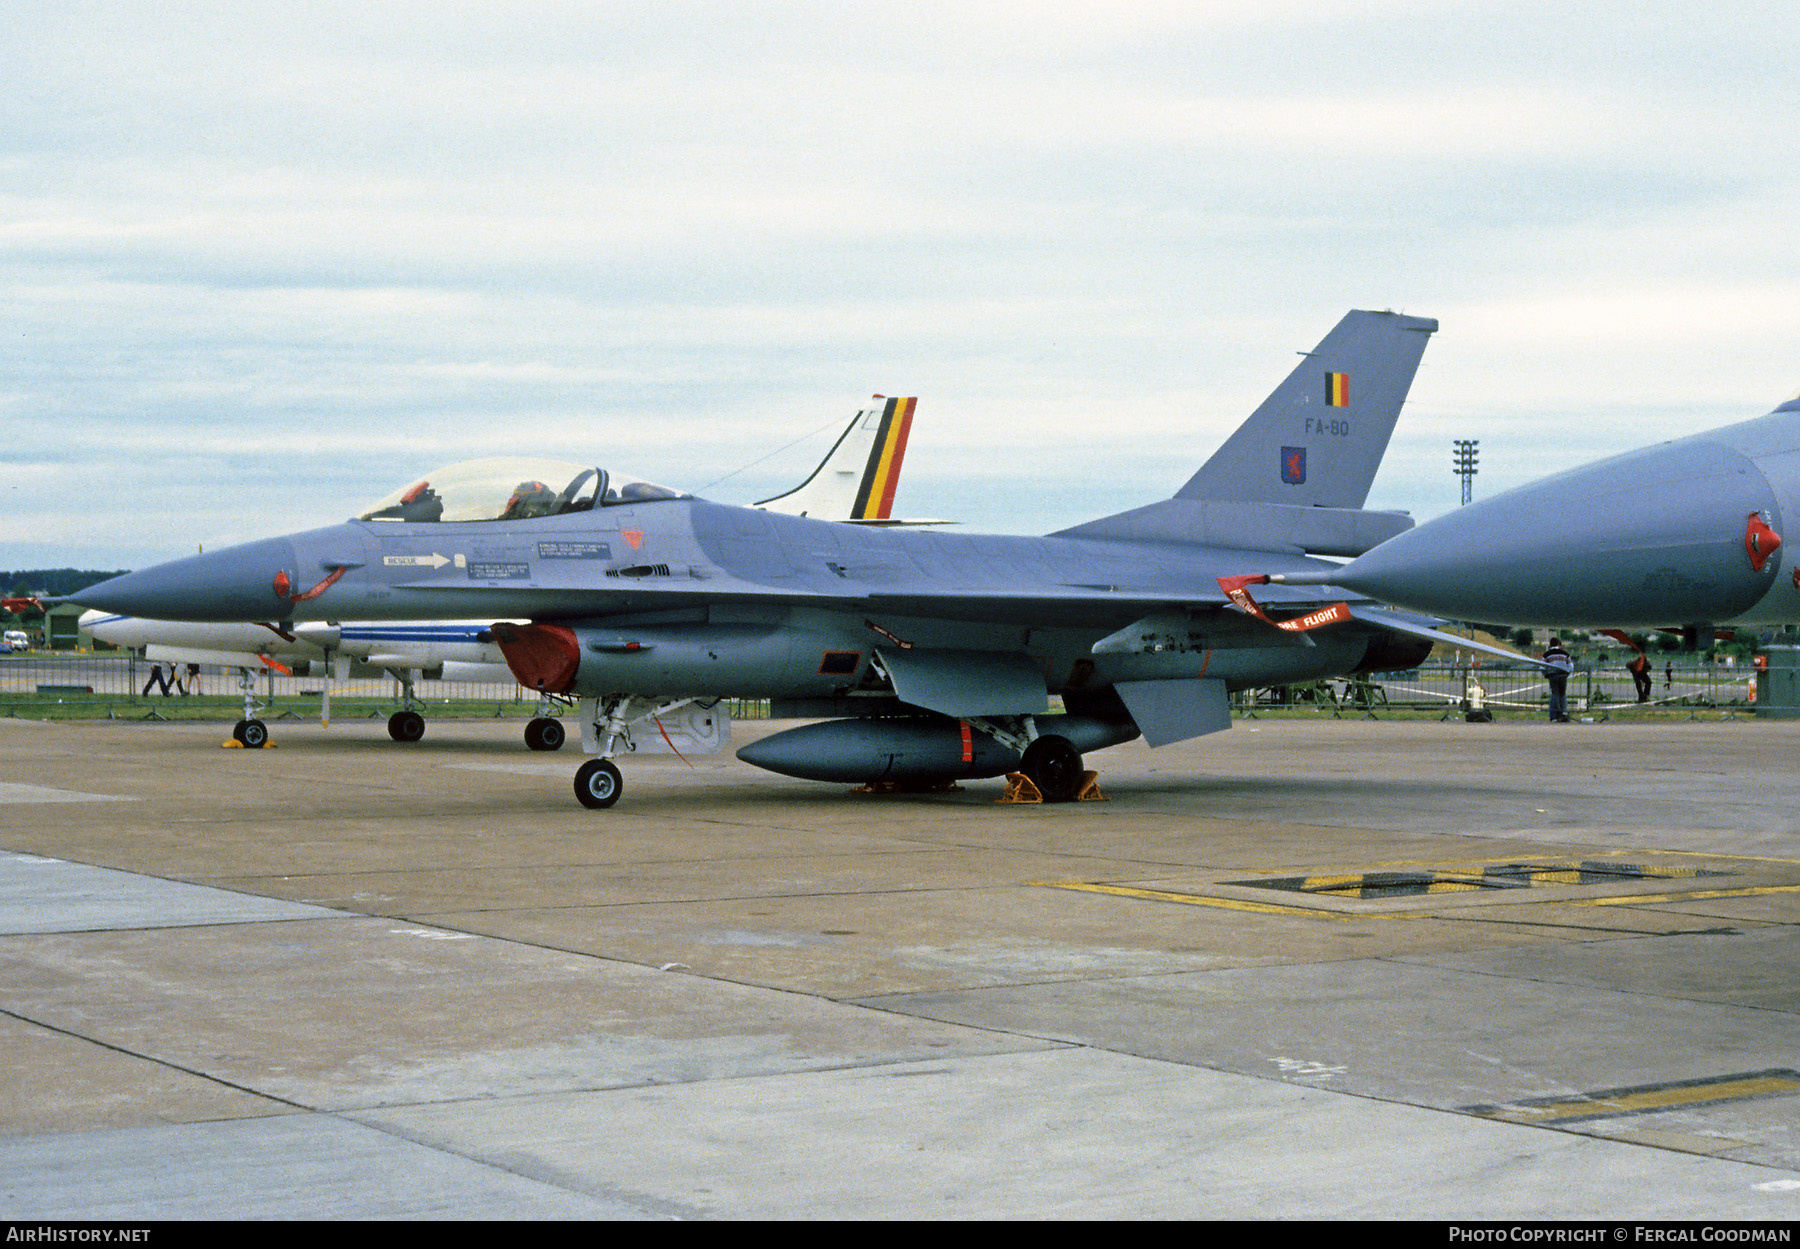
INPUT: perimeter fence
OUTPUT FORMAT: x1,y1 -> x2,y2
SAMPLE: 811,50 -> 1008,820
0,651 -> 1762,724
0,652 -> 772,723
1236,659 -> 1758,719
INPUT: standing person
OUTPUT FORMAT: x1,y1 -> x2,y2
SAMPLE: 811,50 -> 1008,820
1543,637 -> 1574,722
185,663 -> 202,696
1630,653 -> 1652,703
141,663 -> 173,696
1665,661 -> 1674,691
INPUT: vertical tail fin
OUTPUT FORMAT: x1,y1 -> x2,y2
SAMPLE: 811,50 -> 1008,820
1177,310 -> 1436,508
756,397 -> 917,521
849,396 -> 915,521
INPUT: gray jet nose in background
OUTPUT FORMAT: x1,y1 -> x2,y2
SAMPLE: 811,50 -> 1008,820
1313,439 -> 1783,628
71,535 -> 303,622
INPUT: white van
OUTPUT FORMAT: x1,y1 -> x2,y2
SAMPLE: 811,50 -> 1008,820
2,630 -> 30,651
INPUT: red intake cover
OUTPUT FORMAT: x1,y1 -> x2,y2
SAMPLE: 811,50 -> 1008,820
1745,513 -> 1782,573
491,623 -> 581,693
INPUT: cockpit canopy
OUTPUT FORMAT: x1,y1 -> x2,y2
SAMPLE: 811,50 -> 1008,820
357,458 -> 688,524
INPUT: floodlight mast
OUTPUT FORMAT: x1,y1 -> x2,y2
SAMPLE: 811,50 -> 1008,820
1452,439 -> 1479,505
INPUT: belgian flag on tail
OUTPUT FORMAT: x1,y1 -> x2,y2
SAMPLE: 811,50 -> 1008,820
850,396 -> 916,521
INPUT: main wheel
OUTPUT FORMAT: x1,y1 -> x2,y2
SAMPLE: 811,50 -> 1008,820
574,758 -> 623,809
524,717 -> 566,751
387,710 -> 426,742
1020,734 -> 1083,803
237,718 -> 269,749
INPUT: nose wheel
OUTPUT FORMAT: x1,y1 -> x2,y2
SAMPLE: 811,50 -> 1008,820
569,694 -> 703,809
574,758 -> 622,808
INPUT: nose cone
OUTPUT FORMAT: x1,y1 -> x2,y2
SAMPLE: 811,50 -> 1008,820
1335,438 -> 1782,627
71,536 -> 301,622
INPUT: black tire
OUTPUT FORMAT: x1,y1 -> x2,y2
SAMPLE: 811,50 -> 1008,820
388,710 -> 426,743
525,717 -> 566,751
238,719 -> 269,749
574,758 -> 623,809
1020,734 -> 1083,803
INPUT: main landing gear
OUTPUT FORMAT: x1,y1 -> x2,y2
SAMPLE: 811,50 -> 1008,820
1018,734 -> 1085,803
966,718 -> 1100,804
231,667 -> 269,748
387,709 -> 426,741
385,669 -> 429,742
379,671 -> 566,750
525,717 -> 566,751
524,690 -> 571,751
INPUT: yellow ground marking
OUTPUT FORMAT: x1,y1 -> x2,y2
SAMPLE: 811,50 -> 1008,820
1475,1073 -> 1800,1125
1038,868 -> 1800,918
1032,880 -> 1401,919
1581,883 -> 1800,907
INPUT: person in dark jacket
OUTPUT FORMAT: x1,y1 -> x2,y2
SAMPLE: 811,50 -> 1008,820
141,663 -> 174,696
1543,638 -> 1574,722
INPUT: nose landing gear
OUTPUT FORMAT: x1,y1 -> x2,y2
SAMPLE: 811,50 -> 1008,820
574,758 -> 623,808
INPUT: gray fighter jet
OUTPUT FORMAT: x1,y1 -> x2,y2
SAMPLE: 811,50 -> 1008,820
74,310 -> 1522,808
1264,390 -> 1800,633
77,396 -> 925,749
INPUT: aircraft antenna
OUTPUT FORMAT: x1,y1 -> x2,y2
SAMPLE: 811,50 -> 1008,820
694,414 -> 851,494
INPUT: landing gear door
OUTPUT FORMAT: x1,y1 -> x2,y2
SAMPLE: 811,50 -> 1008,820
875,647 -> 1050,718
627,704 -> 733,756
1114,678 -> 1230,748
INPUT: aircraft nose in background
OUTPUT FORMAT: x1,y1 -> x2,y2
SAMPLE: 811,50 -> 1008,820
1329,438 -> 1785,628
72,536 -> 302,622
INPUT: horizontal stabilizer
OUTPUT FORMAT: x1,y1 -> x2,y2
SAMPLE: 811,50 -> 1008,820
1056,497 -> 1412,555
1348,606 -> 1553,670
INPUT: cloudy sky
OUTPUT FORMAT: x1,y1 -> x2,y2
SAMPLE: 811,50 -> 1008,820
5,1 -> 1799,570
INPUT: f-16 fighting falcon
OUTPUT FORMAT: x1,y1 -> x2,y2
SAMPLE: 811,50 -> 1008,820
75,310 -> 1526,809
80,396 -> 924,750
1261,389 -> 1800,638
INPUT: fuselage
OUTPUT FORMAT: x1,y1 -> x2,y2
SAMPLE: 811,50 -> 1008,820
81,611 -> 510,671
74,497 -> 1405,704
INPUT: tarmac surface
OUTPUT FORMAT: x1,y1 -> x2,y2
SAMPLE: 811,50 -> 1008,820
2,711 -> 1799,1220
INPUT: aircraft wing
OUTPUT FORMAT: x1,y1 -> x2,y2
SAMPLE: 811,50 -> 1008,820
391,566 -> 1372,633
397,566 -> 1547,664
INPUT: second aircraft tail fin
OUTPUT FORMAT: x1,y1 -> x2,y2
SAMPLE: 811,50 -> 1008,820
757,397 -> 917,522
